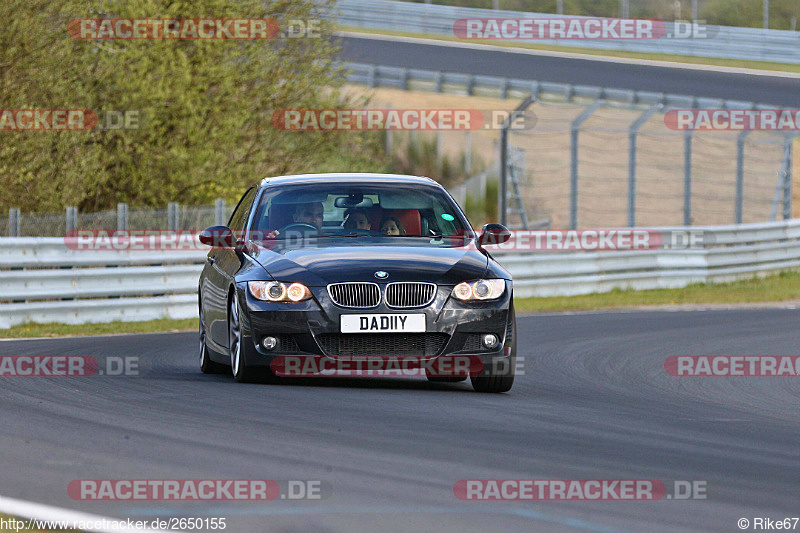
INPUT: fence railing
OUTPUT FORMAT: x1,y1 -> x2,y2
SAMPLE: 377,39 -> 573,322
344,61 -> 799,229
334,0 -> 800,64
2,201 -> 234,238
2,219 -> 800,327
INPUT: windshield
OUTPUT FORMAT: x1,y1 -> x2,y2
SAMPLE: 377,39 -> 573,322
248,182 -> 470,244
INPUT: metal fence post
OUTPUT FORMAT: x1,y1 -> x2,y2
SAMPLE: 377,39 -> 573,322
464,131 -> 471,176
215,199 -> 226,226
570,130 -> 579,229
451,184 -> 466,209
117,203 -> 128,231
565,84 -> 575,103
384,103 -> 393,155
168,202 -> 179,231
683,131 -> 694,226
782,134 -> 796,220
499,95 -> 535,227
65,206 -> 77,235
499,128 -> 508,227
735,130 -> 751,224
570,100 -> 604,230
436,130 -> 444,176
794,134 -> 800,219
8,208 -> 20,237
628,105 -> 660,227
530,81 -> 540,100
385,127 -> 393,155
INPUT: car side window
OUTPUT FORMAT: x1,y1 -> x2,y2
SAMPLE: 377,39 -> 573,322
227,187 -> 256,232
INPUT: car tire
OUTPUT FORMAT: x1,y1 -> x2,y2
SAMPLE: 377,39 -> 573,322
200,302 -> 226,374
228,291 -> 262,383
470,305 -> 516,393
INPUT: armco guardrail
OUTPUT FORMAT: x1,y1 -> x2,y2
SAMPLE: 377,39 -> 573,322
334,0 -> 800,65
342,61 -> 773,108
500,220 -> 800,298
2,220 -> 800,327
0,238 -> 206,328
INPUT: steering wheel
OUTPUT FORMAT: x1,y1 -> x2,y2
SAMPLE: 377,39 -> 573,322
278,222 -> 319,235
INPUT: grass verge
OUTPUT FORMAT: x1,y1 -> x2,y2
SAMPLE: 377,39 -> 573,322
0,318 -> 196,339
514,270 -> 800,313
337,26 -> 800,74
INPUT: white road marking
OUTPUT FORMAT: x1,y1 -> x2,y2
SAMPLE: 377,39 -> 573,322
0,494 -> 166,533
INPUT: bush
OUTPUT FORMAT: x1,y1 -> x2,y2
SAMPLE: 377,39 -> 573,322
0,0 -> 389,212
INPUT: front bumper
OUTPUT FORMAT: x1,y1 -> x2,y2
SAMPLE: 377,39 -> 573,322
235,281 -> 513,374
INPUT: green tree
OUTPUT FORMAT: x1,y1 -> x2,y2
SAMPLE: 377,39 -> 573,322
0,0 -> 388,212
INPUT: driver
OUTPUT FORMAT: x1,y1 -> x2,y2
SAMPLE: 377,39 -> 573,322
292,202 -> 324,229
265,202 -> 324,238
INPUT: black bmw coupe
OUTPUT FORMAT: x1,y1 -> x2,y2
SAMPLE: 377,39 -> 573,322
198,173 -> 516,392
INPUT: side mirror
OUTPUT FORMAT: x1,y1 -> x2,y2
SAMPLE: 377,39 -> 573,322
199,226 -> 234,248
478,223 -> 511,247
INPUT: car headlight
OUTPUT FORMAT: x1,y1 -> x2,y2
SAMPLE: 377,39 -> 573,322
452,279 -> 506,301
248,281 -> 312,302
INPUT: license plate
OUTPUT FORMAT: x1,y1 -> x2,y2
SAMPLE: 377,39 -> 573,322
340,314 -> 426,333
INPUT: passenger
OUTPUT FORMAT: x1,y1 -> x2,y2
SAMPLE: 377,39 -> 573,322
379,217 -> 406,236
343,208 -> 371,231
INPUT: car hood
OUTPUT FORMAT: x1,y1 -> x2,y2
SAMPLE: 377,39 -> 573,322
249,241 -> 489,286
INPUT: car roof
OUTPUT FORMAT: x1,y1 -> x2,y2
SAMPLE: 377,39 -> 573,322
258,173 -> 439,188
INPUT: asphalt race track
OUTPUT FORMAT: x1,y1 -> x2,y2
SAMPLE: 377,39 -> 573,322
338,35 -> 800,107
1,309 -> 798,532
